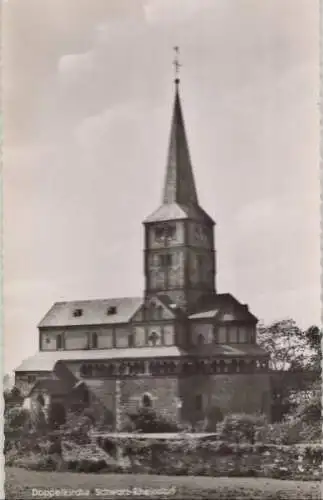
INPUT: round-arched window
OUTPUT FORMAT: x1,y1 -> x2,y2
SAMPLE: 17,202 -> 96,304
142,393 -> 152,408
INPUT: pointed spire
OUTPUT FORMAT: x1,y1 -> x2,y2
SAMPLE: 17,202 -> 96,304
162,78 -> 199,206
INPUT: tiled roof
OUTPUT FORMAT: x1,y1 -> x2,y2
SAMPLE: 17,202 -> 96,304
38,297 -> 143,328
15,343 -> 268,373
15,346 -> 186,372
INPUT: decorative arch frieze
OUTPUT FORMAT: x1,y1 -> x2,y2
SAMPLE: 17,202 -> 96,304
78,357 -> 267,379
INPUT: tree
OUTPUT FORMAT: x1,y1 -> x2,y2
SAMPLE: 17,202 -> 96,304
257,319 -> 321,421
257,319 -> 308,370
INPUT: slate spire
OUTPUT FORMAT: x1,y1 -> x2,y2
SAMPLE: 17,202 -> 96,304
162,79 -> 199,206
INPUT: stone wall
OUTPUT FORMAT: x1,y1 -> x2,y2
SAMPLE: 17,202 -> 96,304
179,373 -> 271,423
119,377 -> 179,423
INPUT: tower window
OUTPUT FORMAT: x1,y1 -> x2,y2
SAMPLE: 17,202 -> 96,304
155,224 -> 176,240
107,306 -> 117,315
159,254 -> 173,267
73,308 -> 83,317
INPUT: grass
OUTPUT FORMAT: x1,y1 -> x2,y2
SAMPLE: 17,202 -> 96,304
5,467 -> 321,499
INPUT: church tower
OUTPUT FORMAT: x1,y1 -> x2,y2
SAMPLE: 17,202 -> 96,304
144,72 -> 216,312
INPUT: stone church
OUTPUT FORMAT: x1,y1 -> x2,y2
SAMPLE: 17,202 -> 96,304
15,77 -> 270,427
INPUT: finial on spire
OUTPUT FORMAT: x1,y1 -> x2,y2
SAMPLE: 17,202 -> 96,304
173,46 -> 181,85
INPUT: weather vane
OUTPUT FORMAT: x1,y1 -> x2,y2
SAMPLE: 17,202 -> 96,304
173,46 -> 181,84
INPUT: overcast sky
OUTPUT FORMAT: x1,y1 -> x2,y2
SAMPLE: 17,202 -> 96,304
3,0 -> 320,374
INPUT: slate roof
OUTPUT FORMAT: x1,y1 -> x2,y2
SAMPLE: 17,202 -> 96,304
144,83 -> 214,225
15,342 -> 267,374
163,83 -> 198,206
38,297 -> 143,328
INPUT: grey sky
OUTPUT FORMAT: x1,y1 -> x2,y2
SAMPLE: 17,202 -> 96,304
3,0 -> 320,373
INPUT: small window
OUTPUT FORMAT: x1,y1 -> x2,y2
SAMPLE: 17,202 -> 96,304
142,393 -> 152,408
56,334 -> 63,350
148,331 -> 160,346
92,332 -> 98,349
73,308 -> 83,317
107,306 -> 117,315
195,394 -> 203,411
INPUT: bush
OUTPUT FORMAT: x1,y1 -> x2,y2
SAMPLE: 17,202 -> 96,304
217,413 -> 267,443
5,407 -> 29,432
12,453 -> 61,471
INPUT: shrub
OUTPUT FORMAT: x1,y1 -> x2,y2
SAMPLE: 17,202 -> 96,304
5,407 -> 29,432
13,453 -> 61,471
217,413 -> 267,443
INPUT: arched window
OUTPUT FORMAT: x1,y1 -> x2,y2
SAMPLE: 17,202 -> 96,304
92,332 -> 98,349
148,331 -> 160,346
142,393 -> 153,408
56,334 -> 63,350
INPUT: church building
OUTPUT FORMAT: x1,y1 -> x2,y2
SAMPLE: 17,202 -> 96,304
15,72 -> 270,427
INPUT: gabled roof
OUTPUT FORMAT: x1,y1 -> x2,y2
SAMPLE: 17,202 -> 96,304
190,293 -> 258,323
38,297 -> 143,328
27,378 -> 71,397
